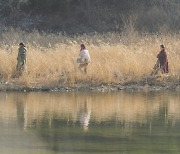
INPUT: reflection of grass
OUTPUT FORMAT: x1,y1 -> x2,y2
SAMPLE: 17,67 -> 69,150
0,92 -> 180,153
0,92 -> 177,127
22,92 -> 160,126
0,29 -> 180,87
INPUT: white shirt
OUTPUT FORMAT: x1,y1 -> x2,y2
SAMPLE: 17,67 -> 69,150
80,49 -> 91,63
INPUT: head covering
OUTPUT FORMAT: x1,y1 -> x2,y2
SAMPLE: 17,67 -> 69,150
160,44 -> 165,49
19,43 -> 25,47
81,44 -> 86,49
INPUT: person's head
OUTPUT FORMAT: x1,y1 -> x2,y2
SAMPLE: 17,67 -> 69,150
19,43 -> 25,47
81,44 -> 86,50
160,44 -> 165,50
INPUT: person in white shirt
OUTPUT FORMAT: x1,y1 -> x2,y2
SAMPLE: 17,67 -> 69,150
78,44 -> 91,73
78,101 -> 91,132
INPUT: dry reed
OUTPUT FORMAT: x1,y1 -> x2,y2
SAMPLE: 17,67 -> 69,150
0,29 -> 179,87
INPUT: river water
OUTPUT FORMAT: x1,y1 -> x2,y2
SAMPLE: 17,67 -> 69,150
0,91 -> 180,154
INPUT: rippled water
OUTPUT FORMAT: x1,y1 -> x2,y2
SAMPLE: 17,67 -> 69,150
0,91 -> 180,154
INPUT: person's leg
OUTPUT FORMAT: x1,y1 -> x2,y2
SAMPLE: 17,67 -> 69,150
79,63 -> 86,73
17,62 -> 27,76
160,67 -> 164,74
21,63 -> 26,72
79,63 -> 88,73
78,63 -> 84,70
24,64 -> 27,73
160,65 -> 167,74
16,62 -> 21,72
15,62 -> 23,77
84,63 -> 88,74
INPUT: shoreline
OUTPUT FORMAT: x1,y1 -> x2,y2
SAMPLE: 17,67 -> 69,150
0,75 -> 179,92
0,82 -> 179,92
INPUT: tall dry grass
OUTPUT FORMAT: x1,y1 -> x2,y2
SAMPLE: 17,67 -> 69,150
0,28 -> 180,87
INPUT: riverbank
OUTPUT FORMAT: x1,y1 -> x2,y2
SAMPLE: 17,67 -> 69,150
0,30 -> 179,90
1,75 -> 179,92
0,83 -> 179,92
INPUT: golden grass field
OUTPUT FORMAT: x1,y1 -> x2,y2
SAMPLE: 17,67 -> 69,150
0,29 -> 180,87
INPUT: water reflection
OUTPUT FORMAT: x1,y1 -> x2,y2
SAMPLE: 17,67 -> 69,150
167,93 -> 180,127
78,101 -> 91,132
0,92 -> 180,153
0,91 -> 179,129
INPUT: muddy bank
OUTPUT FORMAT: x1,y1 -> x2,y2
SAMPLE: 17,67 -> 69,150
0,82 -> 180,92
0,75 -> 179,92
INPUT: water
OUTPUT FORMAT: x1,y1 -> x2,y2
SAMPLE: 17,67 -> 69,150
0,91 -> 180,154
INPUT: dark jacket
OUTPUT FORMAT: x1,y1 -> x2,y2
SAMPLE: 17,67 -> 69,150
17,46 -> 27,63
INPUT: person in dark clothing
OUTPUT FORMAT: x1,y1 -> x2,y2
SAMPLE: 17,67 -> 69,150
16,43 -> 27,73
157,44 -> 168,73
151,45 -> 168,75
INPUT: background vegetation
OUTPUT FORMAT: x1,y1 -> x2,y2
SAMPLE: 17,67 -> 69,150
0,1 -> 179,88
0,0 -> 179,33
0,28 -> 179,87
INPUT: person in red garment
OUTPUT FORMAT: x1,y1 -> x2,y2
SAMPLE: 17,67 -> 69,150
151,44 -> 169,75
157,44 -> 168,74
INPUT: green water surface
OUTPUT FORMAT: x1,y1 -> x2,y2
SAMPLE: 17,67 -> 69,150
0,91 -> 180,154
